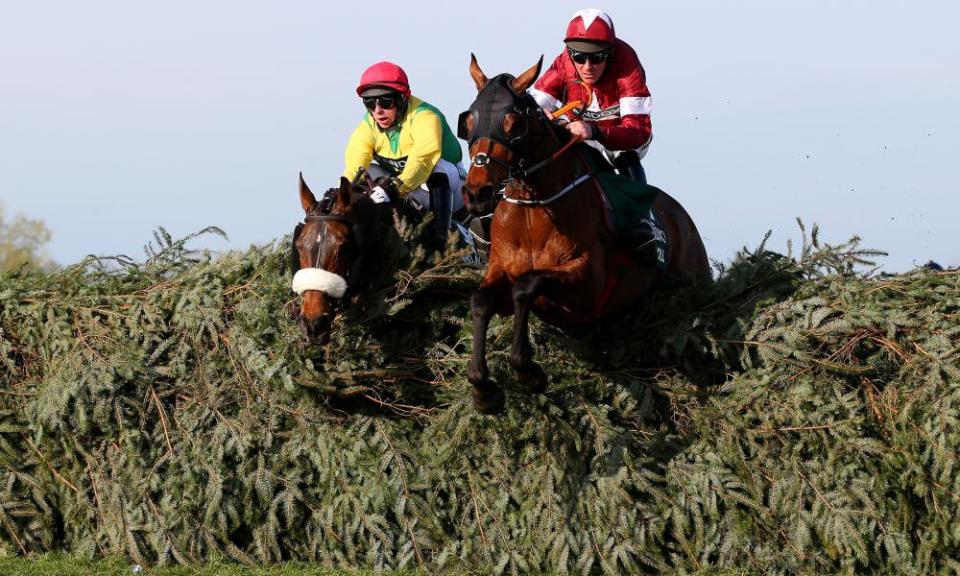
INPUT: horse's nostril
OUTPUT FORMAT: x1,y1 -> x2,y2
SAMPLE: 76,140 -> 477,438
300,314 -> 332,343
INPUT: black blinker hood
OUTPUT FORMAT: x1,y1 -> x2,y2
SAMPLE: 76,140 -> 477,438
457,74 -> 538,151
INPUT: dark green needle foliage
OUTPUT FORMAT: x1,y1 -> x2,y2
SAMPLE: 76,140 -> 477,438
1,220 -> 957,575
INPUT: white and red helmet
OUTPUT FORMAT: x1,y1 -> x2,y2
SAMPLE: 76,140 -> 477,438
564,9 -> 615,52
356,61 -> 411,97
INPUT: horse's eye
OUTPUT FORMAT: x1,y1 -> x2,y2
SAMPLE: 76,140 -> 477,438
457,110 -> 475,140
503,113 -> 525,136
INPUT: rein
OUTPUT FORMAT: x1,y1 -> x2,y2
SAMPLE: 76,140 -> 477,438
511,133 -> 583,180
498,116 -> 593,207
502,172 -> 593,206
462,74 -> 594,207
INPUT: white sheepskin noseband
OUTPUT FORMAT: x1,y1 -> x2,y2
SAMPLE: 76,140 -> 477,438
291,268 -> 348,298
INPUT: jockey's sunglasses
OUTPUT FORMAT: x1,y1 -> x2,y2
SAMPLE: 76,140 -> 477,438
362,95 -> 399,111
568,49 -> 611,65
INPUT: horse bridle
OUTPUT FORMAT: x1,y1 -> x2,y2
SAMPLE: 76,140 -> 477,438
458,74 -> 543,178
459,74 -> 586,195
298,196 -> 370,297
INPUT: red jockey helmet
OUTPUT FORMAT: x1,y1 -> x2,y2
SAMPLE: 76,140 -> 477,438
356,61 -> 411,97
564,9 -> 616,49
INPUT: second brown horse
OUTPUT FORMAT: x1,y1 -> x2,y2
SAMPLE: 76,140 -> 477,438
459,56 -> 710,414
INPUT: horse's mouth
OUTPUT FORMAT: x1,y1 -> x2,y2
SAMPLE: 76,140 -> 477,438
306,333 -> 330,346
299,313 -> 333,346
465,186 -> 497,216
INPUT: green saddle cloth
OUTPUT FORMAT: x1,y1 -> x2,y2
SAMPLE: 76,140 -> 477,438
593,171 -> 668,269
594,171 -> 658,235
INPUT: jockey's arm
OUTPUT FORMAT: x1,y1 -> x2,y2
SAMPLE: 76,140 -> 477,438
342,118 -> 376,181
594,112 -> 651,150
595,65 -> 654,151
395,111 -> 443,195
529,86 -> 562,115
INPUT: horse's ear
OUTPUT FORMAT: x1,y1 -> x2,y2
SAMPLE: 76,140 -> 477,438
299,171 -> 317,213
511,56 -> 543,93
337,176 -> 352,206
469,53 -> 488,91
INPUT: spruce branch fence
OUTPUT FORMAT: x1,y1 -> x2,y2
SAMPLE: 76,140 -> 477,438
1,222 -> 957,574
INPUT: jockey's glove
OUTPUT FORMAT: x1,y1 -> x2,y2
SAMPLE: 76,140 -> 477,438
318,189 -> 336,212
374,176 -> 403,202
369,186 -> 391,204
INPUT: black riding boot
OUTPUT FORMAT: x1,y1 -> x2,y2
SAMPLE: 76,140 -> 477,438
614,155 -> 655,262
428,181 -> 453,251
612,151 -> 648,186
625,162 -> 648,185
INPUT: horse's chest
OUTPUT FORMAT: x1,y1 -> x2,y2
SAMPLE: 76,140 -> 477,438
497,239 -> 587,281
491,208 -> 596,281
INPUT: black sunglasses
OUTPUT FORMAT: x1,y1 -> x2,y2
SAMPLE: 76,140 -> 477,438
568,50 -> 611,65
362,95 -> 399,111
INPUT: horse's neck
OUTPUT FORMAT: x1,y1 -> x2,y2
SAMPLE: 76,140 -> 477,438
525,126 -> 586,190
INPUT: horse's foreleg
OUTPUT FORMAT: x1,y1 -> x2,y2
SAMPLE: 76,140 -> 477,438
468,281 -> 508,414
508,271 -> 551,394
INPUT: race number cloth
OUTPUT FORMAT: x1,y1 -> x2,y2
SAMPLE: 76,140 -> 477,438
593,172 -> 668,269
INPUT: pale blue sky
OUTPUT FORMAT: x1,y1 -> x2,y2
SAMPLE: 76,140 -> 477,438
2,1 -> 957,271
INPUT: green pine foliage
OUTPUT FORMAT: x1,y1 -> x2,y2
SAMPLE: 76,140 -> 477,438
1,220 -> 958,575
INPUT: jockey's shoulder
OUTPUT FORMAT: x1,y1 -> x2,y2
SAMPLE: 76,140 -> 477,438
609,39 -> 643,72
612,38 -> 639,58
408,96 -> 448,121
407,94 -> 426,110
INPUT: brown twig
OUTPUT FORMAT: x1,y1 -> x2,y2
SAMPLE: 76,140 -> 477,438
465,469 -> 490,549
24,435 -> 79,494
775,424 -> 836,432
149,386 -> 174,454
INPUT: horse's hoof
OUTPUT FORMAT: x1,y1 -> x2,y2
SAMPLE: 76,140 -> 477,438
517,364 -> 549,394
472,385 -> 505,415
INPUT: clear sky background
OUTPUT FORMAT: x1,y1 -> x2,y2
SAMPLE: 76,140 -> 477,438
2,1 -> 957,272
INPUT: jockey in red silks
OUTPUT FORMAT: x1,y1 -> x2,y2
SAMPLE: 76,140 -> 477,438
529,8 -> 653,186
529,9 -> 660,261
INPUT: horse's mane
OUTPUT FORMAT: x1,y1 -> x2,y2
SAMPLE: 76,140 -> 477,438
517,91 -> 583,158
313,183 -> 375,217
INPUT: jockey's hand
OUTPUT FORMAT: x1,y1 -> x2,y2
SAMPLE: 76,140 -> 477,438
369,186 -> 391,204
565,121 -> 595,141
373,176 -> 402,201
318,189 -> 336,212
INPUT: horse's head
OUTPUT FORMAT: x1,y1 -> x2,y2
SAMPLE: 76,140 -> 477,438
458,55 -> 545,215
291,174 -> 374,345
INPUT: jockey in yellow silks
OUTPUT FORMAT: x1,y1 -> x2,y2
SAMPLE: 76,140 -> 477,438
343,61 -> 464,248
